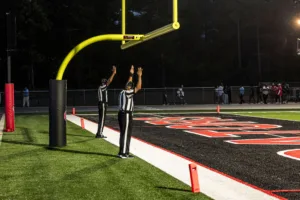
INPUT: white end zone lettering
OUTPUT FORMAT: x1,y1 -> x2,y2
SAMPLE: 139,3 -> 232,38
277,149 -> 300,161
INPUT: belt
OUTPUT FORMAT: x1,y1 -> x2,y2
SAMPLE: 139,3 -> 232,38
119,110 -> 133,114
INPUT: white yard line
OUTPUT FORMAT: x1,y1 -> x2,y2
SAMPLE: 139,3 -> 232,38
230,113 -> 300,123
0,114 -> 5,146
67,114 -> 284,200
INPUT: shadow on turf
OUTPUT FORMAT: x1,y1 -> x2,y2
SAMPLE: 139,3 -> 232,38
2,140 -> 117,158
63,158 -> 122,180
2,139 -> 47,147
156,186 -> 191,193
37,131 -> 96,138
45,147 -> 117,158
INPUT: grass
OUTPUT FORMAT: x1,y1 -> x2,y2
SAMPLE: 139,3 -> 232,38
0,115 -> 211,200
233,111 -> 300,121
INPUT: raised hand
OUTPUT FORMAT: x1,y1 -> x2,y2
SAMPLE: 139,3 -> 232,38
112,65 -> 116,74
137,67 -> 143,76
130,65 -> 134,74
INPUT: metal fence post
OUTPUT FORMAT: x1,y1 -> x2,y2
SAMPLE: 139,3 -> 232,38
83,90 -> 86,105
202,88 -> 204,104
144,88 -> 146,105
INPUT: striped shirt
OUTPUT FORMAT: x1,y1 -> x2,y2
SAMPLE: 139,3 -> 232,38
98,84 -> 108,103
119,89 -> 135,112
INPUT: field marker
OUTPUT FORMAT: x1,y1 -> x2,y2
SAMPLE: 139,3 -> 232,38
189,163 -> 200,193
80,118 -> 85,129
0,114 -> 5,146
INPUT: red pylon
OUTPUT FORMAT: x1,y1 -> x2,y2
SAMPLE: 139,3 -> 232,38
189,163 -> 200,193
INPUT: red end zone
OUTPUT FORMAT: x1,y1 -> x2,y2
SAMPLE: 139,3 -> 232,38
79,114 -> 300,199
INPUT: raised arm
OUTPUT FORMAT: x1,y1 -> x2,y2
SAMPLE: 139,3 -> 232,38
106,66 -> 117,86
134,67 -> 143,93
127,65 -> 134,83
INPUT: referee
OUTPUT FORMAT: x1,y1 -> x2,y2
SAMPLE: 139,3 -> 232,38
95,66 -> 117,138
118,65 -> 143,158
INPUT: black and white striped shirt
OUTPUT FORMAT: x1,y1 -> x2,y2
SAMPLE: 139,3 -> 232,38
119,89 -> 135,112
98,84 -> 108,103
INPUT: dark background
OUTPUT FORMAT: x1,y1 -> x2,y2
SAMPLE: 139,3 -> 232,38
1,0 -> 300,90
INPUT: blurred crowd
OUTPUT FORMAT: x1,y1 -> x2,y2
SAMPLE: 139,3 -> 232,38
215,83 -> 292,105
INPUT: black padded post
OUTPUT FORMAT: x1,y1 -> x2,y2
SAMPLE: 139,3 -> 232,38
49,80 -> 67,147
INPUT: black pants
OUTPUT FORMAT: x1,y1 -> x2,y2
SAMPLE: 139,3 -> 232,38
263,94 -> 268,104
96,102 -> 107,135
239,94 -> 245,104
163,94 -> 168,105
257,93 -> 262,103
118,111 -> 133,155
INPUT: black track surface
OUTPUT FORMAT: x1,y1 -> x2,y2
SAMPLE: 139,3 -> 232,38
81,113 -> 300,200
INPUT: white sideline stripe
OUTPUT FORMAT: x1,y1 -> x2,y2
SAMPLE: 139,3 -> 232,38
67,115 -> 282,200
0,114 -> 5,146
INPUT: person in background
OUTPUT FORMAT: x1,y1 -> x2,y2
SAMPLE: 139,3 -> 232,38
162,88 -> 169,105
249,85 -> 255,104
214,86 -> 218,104
262,84 -> 269,104
239,86 -> 245,104
223,85 -> 229,104
227,85 -> 232,104
271,83 -> 278,104
283,83 -> 290,104
177,85 -> 186,105
277,83 -> 283,104
217,84 -> 224,104
256,83 -> 263,104
23,87 -> 30,107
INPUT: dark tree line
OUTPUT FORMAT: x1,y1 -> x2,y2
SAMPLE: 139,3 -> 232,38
1,0 -> 300,90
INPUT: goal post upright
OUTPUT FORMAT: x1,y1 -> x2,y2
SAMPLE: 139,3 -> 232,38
49,0 -> 180,148
121,0 -> 180,50
122,0 -> 126,44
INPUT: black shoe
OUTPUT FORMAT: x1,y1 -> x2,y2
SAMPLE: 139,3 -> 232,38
117,154 -> 127,159
95,134 -> 107,138
125,154 -> 134,158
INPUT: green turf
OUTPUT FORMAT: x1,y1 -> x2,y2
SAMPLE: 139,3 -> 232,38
233,111 -> 300,121
0,115 -> 211,200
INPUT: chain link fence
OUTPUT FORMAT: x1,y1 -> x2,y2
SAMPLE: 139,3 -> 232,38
0,86 -> 300,107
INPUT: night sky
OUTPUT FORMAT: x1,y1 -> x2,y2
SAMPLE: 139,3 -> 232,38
1,0 -> 300,90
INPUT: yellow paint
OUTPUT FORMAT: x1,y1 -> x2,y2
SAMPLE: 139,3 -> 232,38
121,23 -> 180,50
56,0 -> 180,80
122,0 -> 126,44
173,0 -> 178,23
121,0 -> 180,49
56,34 -> 143,80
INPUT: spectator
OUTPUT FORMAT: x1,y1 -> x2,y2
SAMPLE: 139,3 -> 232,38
262,84 -> 269,104
214,86 -> 218,104
223,85 -> 229,104
256,83 -> 263,104
217,84 -> 224,104
283,83 -> 290,104
271,83 -> 278,104
239,86 -> 245,104
23,87 -> 30,107
277,83 -> 283,104
227,86 -> 232,104
176,86 -> 186,105
249,85 -> 255,104
163,88 -> 169,105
